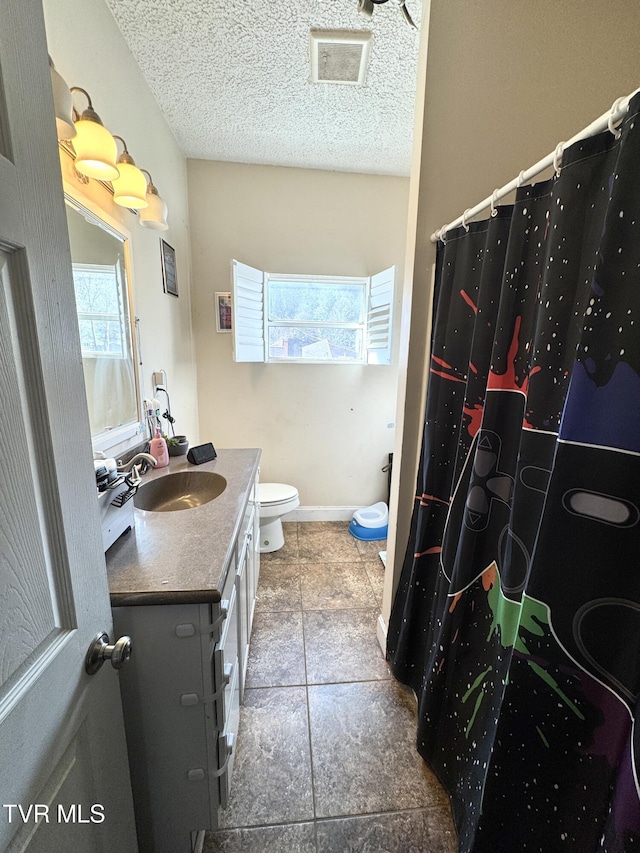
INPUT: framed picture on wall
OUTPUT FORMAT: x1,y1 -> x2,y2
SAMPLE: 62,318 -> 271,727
160,239 -> 178,297
215,292 -> 232,332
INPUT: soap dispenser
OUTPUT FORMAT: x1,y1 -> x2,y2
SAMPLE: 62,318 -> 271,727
150,426 -> 169,468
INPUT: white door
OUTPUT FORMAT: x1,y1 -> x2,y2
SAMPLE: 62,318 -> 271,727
0,2 -> 138,851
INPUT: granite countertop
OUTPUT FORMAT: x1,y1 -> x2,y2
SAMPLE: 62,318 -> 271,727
105,447 -> 261,607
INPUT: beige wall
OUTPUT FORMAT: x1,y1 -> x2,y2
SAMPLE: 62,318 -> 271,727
188,160 -> 409,508
383,0 -> 640,636
43,0 -> 199,457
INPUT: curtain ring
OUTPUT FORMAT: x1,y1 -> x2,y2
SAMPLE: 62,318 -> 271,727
462,209 -> 471,232
607,96 -> 625,140
439,226 -> 448,244
490,189 -> 499,218
553,142 -> 565,177
517,170 -> 527,188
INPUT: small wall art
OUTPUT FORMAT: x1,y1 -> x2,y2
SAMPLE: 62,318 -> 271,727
215,291 -> 232,332
160,239 -> 178,296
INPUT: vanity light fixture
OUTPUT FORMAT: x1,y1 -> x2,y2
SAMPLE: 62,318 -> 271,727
51,61 -> 170,228
139,170 -> 169,231
112,136 -> 148,209
69,87 -> 120,181
49,57 -> 76,140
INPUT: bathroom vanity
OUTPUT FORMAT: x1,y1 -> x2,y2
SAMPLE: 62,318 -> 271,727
105,449 -> 261,853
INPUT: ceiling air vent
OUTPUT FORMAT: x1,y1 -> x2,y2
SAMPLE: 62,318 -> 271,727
310,30 -> 373,86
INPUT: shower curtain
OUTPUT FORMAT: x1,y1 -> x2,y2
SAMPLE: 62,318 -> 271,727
388,91 -> 640,853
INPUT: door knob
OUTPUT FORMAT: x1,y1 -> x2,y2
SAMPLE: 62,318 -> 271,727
85,632 -> 132,674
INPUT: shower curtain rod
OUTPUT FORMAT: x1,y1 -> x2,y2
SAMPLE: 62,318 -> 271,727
430,85 -> 640,243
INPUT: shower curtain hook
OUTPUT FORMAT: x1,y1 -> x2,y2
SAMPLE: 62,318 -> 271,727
439,225 -> 448,244
462,209 -> 471,232
490,190 -> 499,218
607,97 -> 625,140
553,142 -> 565,177
517,170 -> 527,188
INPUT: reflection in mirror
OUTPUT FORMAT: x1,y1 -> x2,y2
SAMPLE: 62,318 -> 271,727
65,199 -> 140,444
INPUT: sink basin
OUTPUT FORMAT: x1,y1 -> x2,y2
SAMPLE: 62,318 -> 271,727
134,471 -> 227,512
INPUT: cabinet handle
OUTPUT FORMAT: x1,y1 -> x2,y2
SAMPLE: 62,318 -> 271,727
211,733 -> 235,777
203,600 -> 230,634
180,678 -> 228,705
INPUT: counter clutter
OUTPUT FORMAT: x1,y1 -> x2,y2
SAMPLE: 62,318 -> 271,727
105,448 -> 261,853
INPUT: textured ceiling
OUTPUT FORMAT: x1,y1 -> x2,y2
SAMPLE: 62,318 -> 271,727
104,0 -> 421,176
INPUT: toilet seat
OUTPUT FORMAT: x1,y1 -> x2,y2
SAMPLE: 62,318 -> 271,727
258,483 -> 299,507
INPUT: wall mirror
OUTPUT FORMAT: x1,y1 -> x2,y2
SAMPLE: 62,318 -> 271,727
64,195 -> 142,453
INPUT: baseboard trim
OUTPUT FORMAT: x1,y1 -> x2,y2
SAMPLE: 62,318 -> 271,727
376,613 -> 387,656
285,506 -> 360,522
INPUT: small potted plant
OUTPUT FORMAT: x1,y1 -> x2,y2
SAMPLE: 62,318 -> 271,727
165,434 -> 189,457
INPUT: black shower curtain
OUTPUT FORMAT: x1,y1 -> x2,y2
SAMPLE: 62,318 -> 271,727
388,92 -> 640,853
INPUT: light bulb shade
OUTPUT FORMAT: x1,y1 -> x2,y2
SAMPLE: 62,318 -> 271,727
50,64 -> 76,140
112,162 -> 149,209
140,190 -> 169,230
73,117 -> 119,180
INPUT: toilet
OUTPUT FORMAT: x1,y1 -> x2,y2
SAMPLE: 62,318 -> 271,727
257,483 -> 300,552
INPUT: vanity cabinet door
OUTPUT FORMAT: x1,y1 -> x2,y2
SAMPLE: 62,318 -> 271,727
212,584 -> 239,732
217,662 -> 240,810
236,536 -> 250,702
236,479 -> 259,702
113,603 -> 218,853
249,497 -> 260,632
213,590 -> 240,812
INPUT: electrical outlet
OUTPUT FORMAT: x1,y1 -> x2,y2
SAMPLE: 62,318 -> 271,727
152,371 -> 165,390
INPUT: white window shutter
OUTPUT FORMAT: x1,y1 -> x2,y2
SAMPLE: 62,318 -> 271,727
366,265 -> 395,365
231,259 -> 266,362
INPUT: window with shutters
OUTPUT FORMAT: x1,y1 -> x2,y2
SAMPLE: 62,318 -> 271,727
231,260 -> 394,365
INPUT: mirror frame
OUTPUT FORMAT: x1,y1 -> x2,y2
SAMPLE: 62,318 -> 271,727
63,185 -> 144,456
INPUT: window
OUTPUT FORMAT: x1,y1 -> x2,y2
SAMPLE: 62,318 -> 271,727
231,260 -> 394,365
72,263 -> 129,358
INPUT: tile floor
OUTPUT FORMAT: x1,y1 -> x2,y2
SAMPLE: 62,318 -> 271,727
203,521 -> 457,853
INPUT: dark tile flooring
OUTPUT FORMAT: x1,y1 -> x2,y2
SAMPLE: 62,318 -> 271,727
203,522 -> 457,853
